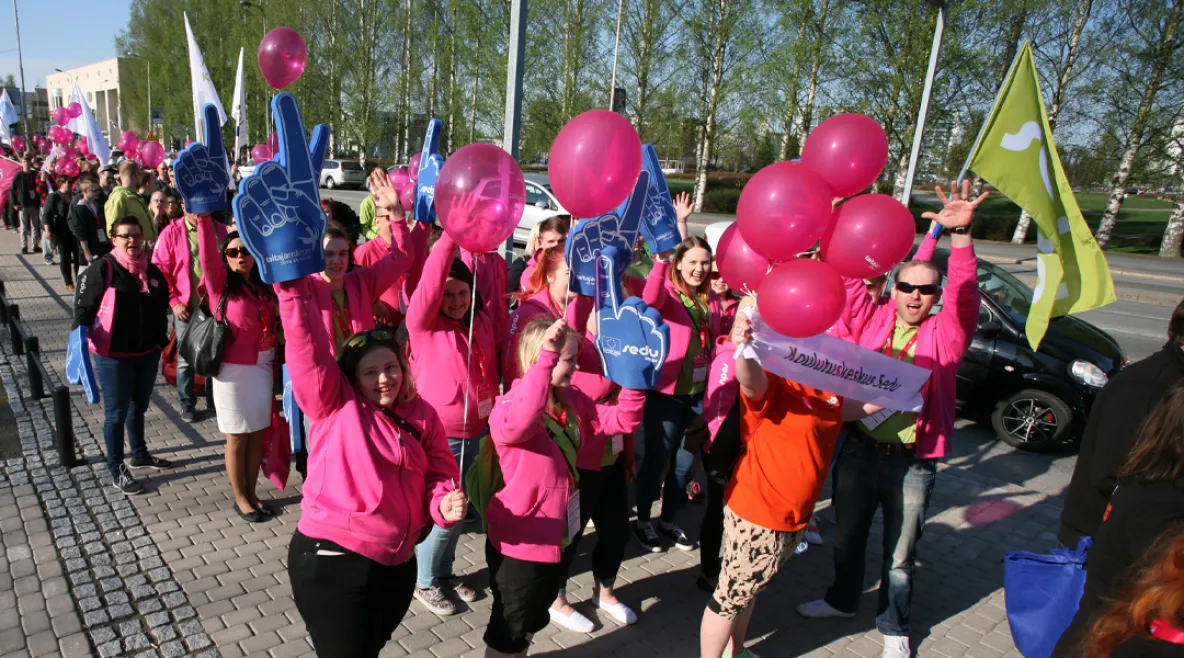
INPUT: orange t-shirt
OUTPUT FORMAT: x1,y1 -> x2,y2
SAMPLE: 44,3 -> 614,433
725,375 -> 844,532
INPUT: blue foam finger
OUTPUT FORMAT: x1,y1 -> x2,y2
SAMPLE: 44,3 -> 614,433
414,118 -> 444,224
639,145 -> 681,253
281,365 -> 304,454
173,103 -> 231,215
594,246 -> 669,390
66,326 -> 99,404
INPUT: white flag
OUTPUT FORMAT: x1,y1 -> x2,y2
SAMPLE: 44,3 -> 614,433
231,47 -> 248,162
184,12 -> 227,141
0,89 -> 19,127
70,83 -> 111,165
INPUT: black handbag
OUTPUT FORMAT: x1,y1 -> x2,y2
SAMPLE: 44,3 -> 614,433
178,295 -> 230,377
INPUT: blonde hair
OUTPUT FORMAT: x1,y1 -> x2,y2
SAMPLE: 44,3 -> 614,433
515,315 -> 575,384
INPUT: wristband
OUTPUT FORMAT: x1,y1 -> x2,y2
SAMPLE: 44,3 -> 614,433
951,225 -> 972,235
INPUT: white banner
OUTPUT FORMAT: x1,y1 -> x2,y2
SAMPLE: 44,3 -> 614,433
185,12 -> 227,140
231,48 -> 247,162
738,311 -> 931,412
71,83 -> 111,165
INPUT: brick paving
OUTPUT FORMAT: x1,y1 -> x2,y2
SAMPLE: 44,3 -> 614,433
0,229 -> 1066,657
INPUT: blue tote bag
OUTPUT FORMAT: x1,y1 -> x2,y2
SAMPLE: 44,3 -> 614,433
1004,537 -> 1092,658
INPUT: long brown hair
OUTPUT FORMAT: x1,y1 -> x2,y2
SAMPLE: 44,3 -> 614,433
669,236 -> 713,301
1118,380 -> 1184,484
513,245 -> 566,302
1083,526 -> 1184,658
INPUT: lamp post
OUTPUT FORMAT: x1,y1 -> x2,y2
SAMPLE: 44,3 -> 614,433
124,56 -> 151,137
52,68 -> 75,111
608,0 -> 624,110
12,0 -> 30,138
240,0 -> 269,140
900,0 -> 948,209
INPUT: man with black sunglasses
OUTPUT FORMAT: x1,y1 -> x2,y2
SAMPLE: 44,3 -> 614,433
797,181 -> 988,658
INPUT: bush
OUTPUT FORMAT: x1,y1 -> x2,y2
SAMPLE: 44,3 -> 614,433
704,188 -> 742,214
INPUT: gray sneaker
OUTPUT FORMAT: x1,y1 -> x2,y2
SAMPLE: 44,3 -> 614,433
112,465 -> 144,495
415,585 -> 457,615
180,405 -> 197,423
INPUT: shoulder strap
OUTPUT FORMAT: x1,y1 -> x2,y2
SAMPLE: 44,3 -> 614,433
384,408 -> 422,443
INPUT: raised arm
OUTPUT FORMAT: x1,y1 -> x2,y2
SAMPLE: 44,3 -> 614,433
275,278 -> 348,420
406,230 -> 456,333
402,221 -> 433,297
924,182 -> 987,356
356,218 -> 413,304
490,324 -> 562,446
911,222 -> 940,263
730,309 -> 769,402
643,258 -> 672,311
591,387 -> 646,438
196,215 -> 228,299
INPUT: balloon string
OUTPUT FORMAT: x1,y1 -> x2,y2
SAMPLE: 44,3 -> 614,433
459,256 -> 480,488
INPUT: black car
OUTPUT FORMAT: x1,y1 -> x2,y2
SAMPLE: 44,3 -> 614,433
899,249 -> 1127,451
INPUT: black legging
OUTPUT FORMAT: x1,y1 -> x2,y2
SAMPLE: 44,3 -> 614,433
557,460 -> 631,589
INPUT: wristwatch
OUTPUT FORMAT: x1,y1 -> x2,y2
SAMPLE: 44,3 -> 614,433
951,225 -> 972,235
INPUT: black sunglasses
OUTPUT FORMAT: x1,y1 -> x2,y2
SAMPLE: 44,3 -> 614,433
896,282 -> 940,296
224,248 -> 253,259
345,329 -> 396,350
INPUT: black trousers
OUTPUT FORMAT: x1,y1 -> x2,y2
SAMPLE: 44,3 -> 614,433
57,240 -> 78,287
700,473 -> 727,579
557,459 -> 631,588
288,530 -> 417,658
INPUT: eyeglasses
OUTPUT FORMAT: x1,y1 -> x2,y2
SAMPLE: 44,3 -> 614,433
709,271 -> 721,281
345,329 -> 395,350
224,248 -> 253,259
113,233 -> 142,242
896,282 -> 940,296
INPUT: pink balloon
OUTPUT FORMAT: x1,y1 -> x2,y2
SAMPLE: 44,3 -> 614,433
757,259 -> 845,338
267,131 -> 279,156
801,113 -> 889,198
435,143 -> 527,253
258,27 -> 308,89
118,131 -> 139,153
737,161 -> 833,262
77,136 -> 89,156
548,109 -> 642,218
10,136 -> 24,152
821,194 -> 916,278
51,126 -> 73,145
250,144 -> 273,163
30,133 -> 44,145
388,166 -> 410,191
58,145 -> 76,162
53,107 -> 70,127
716,223 -> 772,294
407,153 -> 421,183
138,140 -> 166,169
398,182 -> 415,212
56,159 -> 79,178
67,102 -> 82,119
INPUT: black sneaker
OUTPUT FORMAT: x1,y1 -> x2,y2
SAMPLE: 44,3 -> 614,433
20,247 -> 28,255
32,246 -> 42,253
129,455 -> 174,470
180,405 -> 197,423
633,523 -> 664,553
112,465 -> 144,495
658,524 -> 695,551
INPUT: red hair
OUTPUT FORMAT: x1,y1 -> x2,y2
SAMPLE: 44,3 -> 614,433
513,246 -> 566,302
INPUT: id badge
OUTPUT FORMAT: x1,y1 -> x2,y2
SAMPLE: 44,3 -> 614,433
611,434 -> 624,454
692,352 -> 711,383
860,408 -> 894,432
478,398 -> 493,419
566,490 -> 581,539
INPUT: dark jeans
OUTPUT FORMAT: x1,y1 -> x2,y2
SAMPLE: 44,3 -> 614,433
557,460 -> 631,591
635,391 -> 700,524
825,437 -> 936,636
174,314 -> 214,410
94,350 -> 161,476
289,530 -> 417,658
57,240 -> 77,287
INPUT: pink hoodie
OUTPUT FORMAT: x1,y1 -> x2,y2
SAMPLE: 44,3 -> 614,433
461,249 -> 509,353
196,216 -> 276,366
503,288 -> 612,402
152,217 -> 226,309
701,338 -> 739,449
276,276 -> 459,567
839,235 -> 976,459
643,260 -> 723,395
406,232 -> 501,440
487,348 -> 645,563
354,221 -> 432,321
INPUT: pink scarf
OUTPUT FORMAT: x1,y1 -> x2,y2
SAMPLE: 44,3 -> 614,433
110,247 -> 150,293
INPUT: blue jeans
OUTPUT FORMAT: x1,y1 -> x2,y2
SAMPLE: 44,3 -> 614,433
94,350 -> 162,476
634,391 -> 700,525
415,436 -> 480,588
175,315 -> 215,410
825,437 -> 936,636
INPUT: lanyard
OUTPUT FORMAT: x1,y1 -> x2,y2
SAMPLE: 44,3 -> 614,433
332,293 -> 353,341
252,288 -> 276,349
543,405 -> 581,488
1150,619 -> 1184,644
882,329 -> 920,362
680,292 -> 710,349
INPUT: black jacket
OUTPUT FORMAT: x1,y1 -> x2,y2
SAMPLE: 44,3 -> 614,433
1059,343 -> 1184,546
1053,479 -> 1184,657
68,200 -> 111,264
1111,636 -> 1184,658
72,253 -> 170,356
8,169 -> 40,208
41,191 -> 72,242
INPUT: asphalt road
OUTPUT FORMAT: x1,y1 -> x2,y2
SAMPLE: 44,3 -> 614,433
322,187 -> 1180,363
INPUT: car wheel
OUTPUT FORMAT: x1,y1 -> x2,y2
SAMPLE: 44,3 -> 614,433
325,177 -> 337,189
991,388 -> 1074,451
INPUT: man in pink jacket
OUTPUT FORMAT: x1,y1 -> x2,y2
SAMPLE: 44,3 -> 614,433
797,183 -> 988,658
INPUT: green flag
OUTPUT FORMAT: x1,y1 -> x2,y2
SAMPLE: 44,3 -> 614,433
964,43 -> 1115,350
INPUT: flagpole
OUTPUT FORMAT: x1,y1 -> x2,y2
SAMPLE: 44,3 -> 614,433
900,1 -> 946,209
12,0 -> 30,138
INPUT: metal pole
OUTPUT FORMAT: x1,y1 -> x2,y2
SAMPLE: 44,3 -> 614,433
147,60 -> 151,137
7,305 -> 21,355
52,386 -> 77,468
608,0 -> 625,109
500,0 -> 528,261
899,5 -> 945,208
25,337 -> 42,399
13,0 -> 30,138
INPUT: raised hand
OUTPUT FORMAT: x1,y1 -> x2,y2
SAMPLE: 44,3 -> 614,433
594,246 -> 669,390
369,168 -> 402,215
233,92 -> 331,284
541,319 -> 568,354
173,104 -> 231,214
638,144 -> 682,253
414,118 -> 445,224
922,179 -> 989,230
672,191 -> 693,223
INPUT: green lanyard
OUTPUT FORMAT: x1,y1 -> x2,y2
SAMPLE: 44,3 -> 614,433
542,406 -> 581,489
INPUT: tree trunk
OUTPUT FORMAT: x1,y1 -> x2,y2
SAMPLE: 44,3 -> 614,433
1160,167 -> 1184,258
400,0 -> 414,161
470,27 -> 481,143
777,8 -> 810,162
1095,0 -> 1182,249
447,0 -> 458,152
694,0 -> 731,212
633,0 -> 657,135
796,0 -> 829,145
429,3 -> 439,119
891,147 -> 911,200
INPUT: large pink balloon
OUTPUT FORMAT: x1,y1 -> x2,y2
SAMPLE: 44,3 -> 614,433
548,109 -> 642,218
716,223 -> 772,294
258,27 -> 308,89
398,182 -> 415,212
53,107 -> 70,127
758,259 -> 846,338
388,166 -> 410,190
801,114 -> 889,198
67,102 -> 82,119
50,126 -> 73,145
10,136 -> 24,152
407,153 -> 422,183
118,131 -> 139,153
737,161 -> 833,262
138,140 -> 166,169
39,141 -> 51,155
56,159 -> 80,178
250,144 -> 273,163
821,194 -> 916,278
77,136 -> 89,156
435,143 -> 527,253
57,145 -> 76,162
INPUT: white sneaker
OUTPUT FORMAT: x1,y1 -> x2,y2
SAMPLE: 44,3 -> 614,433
796,599 -> 855,619
881,635 -> 910,658
805,521 -> 823,545
593,596 -> 638,625
549,606 -> 595,633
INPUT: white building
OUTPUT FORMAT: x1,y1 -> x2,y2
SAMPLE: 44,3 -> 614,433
45,58 -> 150,141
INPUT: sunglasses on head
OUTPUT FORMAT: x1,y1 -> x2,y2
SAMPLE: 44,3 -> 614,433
224,247 -> 252,259
345,329 -> 396,350
896,282 -> 940,296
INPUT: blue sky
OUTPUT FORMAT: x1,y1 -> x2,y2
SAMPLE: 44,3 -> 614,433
1,0 -> 131,89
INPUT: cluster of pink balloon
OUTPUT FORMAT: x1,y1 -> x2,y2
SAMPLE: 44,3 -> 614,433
115,131 -> 166,169
251,132 -> 281,164
51,102 -> 82,129
720,113 -> 917,338
386,166 -> 416,213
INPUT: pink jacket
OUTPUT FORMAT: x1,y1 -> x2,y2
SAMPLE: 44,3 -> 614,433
643,261 -> 723,395
276,276 -> 459,567
152,217 -> 226,309
503,289 -> 612,401
354,222 -> 432,318
840,236 -> 977,459
406,233 -> 500,440
519,251 -> 540,291
487,348 -> 644,563
461,248 -> 509,353
196,216 -> 276,366
701,338 -> 739,449
719,296 -> 740,337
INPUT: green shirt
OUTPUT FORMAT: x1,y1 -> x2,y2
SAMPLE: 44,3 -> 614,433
674,291 -> 709,396
627,242 -> 653,279
864,321 -> 919,444
330,289 -> 349,351
186,220 -> 202,306
359,196 -> 377,241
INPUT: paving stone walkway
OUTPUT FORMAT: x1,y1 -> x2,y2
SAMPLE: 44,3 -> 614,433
0,228 -> 1066,657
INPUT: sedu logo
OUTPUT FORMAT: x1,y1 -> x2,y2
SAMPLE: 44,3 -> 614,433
600,337 -> 662,362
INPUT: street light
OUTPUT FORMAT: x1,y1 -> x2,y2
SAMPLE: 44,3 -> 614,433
124,56 -> 152,138
240,0 -> 269,139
